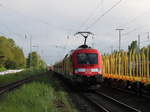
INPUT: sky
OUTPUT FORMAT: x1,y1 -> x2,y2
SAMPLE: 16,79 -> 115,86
0,0 -> 150,65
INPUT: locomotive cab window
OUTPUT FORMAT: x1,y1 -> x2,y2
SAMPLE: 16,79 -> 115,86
77,53 -> 98,64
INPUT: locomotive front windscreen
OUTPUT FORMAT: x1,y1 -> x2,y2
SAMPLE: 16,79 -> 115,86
77,53 -> 98,64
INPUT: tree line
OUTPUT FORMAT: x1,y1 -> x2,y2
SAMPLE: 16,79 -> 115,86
0,36 -> 47,71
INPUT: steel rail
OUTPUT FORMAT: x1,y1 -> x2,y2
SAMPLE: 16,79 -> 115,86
0,76 -> 33,95
95,91 -> 141,112
80,93 -> 110,112
113,87 -> 150,100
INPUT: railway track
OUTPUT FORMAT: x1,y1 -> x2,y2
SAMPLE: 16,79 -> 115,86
80,91 -> 141,112
80,92 -> 110,112
54,72 -> 143,112
0,76 -> 34,95
112,87 -> 150,100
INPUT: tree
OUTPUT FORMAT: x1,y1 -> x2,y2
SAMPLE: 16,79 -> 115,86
26,51 -> 47,69
0,36 -> 26,69
128,40 -> 138,53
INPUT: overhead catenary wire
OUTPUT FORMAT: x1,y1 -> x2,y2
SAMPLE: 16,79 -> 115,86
0,23 -> 23,38
85,0 -> 124,30
138,37 -> 150,48
120,29 -> 150,50
115,30 -> 150,51
0,2 -> 80,54
0,5 -> 31,38
0,4 -> 76,33
0,32 -> 7,36
120,31 -> 150,49
119,8 -> 150,37
122,23 -> 150,36
79,0 -> 103,30
118,8 -> 150,42
118,9 -> 150,28
78,0 -> 150,52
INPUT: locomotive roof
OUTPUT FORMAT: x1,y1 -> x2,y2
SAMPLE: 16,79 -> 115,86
72,47 -> 98,54
75,47 -> 97,51
78,44 -> 91,48
64,45 -> 100,58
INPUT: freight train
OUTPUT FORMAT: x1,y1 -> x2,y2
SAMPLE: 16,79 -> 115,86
53,32 -> 103,86
52,32 -> 150,95
102,50 -> 150,96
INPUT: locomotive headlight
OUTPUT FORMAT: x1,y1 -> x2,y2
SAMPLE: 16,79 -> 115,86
75,68 -> 86,72
91,68 -> 100,72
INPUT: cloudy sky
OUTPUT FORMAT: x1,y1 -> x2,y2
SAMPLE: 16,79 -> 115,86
0,0 -> 150,65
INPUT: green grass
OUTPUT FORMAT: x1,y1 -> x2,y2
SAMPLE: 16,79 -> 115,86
0,68 -> 47,86
0,72 -> 78,112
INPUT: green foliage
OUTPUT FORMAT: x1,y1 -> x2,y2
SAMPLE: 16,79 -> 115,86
0,36 -> 26,69
0,36 -> 47,69
26,52 -> 47,69
0,83 -> 56,112
128,40 -> 138,53
0,68 -> 47,86
0,73 -> 78,112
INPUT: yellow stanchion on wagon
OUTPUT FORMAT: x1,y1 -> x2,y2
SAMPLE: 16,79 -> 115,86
103,48 -> 150,85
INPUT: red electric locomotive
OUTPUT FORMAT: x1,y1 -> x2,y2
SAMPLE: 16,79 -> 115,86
54,32 -> 103,85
